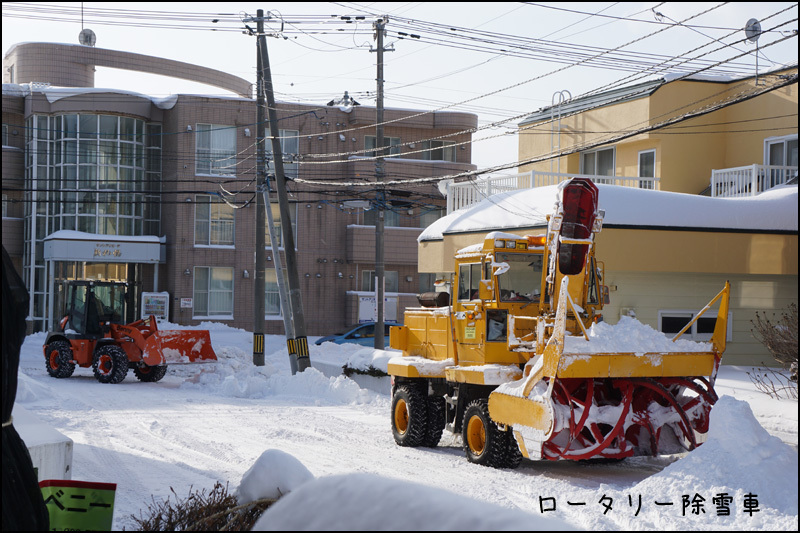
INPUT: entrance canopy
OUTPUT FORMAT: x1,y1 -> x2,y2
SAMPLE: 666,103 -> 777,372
43,230 -> 165,263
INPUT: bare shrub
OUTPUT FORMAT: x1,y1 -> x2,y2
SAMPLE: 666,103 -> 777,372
749,303 -> 798,399
130,482 -> 274,531
746,365 -> 798,400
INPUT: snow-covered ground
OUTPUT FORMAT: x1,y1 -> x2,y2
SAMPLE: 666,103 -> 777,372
12,322 -> 798,531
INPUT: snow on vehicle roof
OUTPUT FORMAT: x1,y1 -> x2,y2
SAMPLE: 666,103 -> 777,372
420,184 -> 798,242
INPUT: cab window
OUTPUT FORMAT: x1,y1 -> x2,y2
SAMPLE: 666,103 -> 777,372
457,263 -> 481,301
495,253 -> 543,302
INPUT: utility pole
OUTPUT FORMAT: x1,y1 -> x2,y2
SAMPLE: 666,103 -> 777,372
259,10 -> 311,371
372,17 -> 391,350
252,10 -> 266,367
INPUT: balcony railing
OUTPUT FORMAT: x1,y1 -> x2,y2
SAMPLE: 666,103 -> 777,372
710,164 -> 797,198
446,171 -> 659,213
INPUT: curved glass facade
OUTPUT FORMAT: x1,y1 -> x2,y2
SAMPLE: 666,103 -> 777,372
23,113 -> 162,330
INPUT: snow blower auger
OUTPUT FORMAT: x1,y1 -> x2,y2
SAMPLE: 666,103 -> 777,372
43,280 -> 217,384
387,178 -> 730,467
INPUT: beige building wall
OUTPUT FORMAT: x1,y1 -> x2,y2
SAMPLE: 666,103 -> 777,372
603,271 -> 798,365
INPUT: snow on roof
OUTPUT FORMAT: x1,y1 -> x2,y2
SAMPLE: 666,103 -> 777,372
44,230 -> 164,243
2,83 -> 181,109
420,184 -> 798,242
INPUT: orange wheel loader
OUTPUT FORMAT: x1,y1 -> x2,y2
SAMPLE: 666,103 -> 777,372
43,281 -> 217,384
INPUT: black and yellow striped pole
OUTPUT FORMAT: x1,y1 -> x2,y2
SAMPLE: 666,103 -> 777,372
253,332 -> 265,364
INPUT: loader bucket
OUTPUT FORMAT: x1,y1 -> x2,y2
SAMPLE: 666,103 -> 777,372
142,329 -> 217,366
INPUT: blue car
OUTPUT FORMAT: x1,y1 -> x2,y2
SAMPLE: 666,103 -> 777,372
314,321 -> 402,347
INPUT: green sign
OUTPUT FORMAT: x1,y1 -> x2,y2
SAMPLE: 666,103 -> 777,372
40,479 -> 116,531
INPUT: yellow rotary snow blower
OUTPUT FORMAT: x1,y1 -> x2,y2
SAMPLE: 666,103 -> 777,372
388,178 -> 729,467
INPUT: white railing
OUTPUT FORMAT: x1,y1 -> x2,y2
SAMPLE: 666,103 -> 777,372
446,171 -> 660,213
710,164 -> 797,198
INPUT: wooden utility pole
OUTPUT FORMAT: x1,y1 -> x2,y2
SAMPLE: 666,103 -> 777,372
372,17 -> 391,350
252,10 -> 266,366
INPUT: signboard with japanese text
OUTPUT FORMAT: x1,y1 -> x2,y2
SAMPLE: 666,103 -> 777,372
40,479 -> 116,531
141,292 -> 169,322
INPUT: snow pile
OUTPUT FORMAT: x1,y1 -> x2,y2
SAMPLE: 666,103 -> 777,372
238,449 -> 314,503
614,395 -> 798,530
180,351 -> 380,406
344,347 -> 398,373
150,323 -> 385,405
564,316 -> 712,355
252,472 -> 574,531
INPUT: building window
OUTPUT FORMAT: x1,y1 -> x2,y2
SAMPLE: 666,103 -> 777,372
580,147 -> 615,184
193,266 -> 234,317
638,150 -> 656,190
196,124 -> 236,176
265,202 -> 298,248
195,194 -> 234,246
765,135 -> 799,167
420,140 -> 456,162
363,208 -> 400,227
419,273 -> 437,293
658,310 -> 733,342
266,129 -> 299,180
419,207 -> 444,228
365,135 -> 401,157
265,268 -> 283,317
362,270 -> 399,293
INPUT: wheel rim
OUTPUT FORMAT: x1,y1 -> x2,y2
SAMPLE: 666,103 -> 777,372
394,398 -> 409,435
98,354 -> 112,375
49,350 -> 60,369
466,415 -> 486,455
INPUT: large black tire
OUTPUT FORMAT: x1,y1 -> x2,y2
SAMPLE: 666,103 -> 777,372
92,345 -> 128,384
133,364 -> 167,383
504,431 -> 524,469
391,384 -> 428,447
462,399 -> 517,468
44,340 -> 75,379
422,394 -> 446,447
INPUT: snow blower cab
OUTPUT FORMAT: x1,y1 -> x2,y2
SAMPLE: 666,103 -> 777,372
43,280 -> 217,384
388,178 -> 730,467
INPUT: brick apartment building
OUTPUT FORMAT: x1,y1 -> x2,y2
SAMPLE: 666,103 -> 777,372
2,42 -> 477,335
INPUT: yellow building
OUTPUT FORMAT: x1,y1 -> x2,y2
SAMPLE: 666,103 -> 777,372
515,66 -> 797,196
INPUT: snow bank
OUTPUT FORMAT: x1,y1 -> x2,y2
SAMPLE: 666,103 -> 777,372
238,449 -> 314,504
615,395 -> 798,530
251,472 -> 574,531
344,347 -> 397,373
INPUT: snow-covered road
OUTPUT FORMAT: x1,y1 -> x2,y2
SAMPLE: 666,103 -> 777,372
12,324 -> 798,530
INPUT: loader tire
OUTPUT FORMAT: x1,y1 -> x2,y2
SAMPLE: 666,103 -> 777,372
422,394 -> 446,448
462,399 -> 514,468
93,345 -> 128,384
392,384 -> 428,447
45,340 -> 75,379
133,363 -> 167,383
